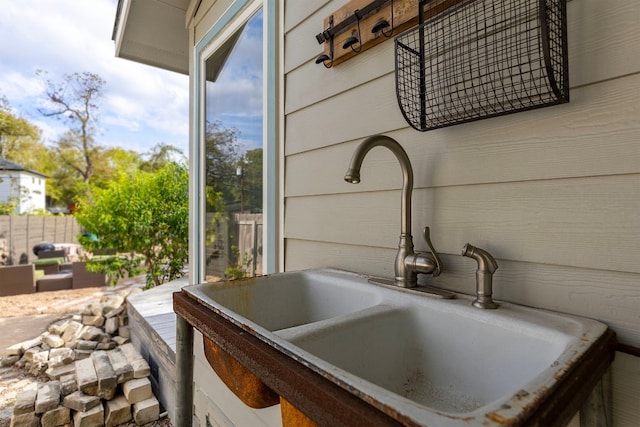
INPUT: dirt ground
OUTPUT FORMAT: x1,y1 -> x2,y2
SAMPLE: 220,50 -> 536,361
0,286 -> 114,318
0,281 -> 173,426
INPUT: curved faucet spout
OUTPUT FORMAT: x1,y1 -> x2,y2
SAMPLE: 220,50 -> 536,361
344,135 -> 413,238
344,135 -> 441,288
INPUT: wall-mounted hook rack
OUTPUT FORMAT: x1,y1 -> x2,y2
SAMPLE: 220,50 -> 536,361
315,0 -> 390,44
315,15 -> 334,68
314,0 -> 464,67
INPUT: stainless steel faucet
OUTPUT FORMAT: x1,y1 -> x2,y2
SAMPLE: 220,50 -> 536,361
462,243 -> 499,309
344,135 -> 442,288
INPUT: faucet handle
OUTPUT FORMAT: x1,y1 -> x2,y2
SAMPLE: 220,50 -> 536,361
422,227 -> 442,277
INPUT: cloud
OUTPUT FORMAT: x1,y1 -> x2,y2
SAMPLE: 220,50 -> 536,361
0,0 -> 264,156
204,9 -> 264,149
0,72 -> 44,102
0,0 -> 189,154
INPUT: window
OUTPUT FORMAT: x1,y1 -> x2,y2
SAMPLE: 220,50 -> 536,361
192,1 -> 279,284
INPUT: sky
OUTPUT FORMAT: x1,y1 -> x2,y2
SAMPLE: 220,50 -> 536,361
0,0 -> 190,156
205,9 -> 263,152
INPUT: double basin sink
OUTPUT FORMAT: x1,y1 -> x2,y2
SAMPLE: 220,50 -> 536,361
182,269 -> 612,426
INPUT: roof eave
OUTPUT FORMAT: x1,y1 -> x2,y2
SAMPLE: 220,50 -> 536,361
113,0 -> 190,75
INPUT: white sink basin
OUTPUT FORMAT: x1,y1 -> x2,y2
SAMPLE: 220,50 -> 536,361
184,268 -> 609,426
185,269 -> 383,331
283,302 -> 589,419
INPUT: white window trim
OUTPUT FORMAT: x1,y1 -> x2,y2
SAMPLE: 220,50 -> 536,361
189,0 -> 282,284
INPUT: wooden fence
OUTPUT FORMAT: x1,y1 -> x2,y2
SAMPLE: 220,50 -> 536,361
0,213 -> 264,276
204,213 -> 263,280
0,215 -> 82,265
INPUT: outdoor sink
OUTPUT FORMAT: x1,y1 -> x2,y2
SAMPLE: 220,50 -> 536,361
283,300 -> 599,423
185,269 -> 383,331
180,268 -> 613,426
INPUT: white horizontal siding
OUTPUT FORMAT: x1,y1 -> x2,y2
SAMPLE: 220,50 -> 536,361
283,0 -> 349,72
285,75 -> 640,196
284,240 -> 640,347
284,0 -> 640,423
286,70 -> 640,159
285,0 -> 640,114
192,332 -> 282,426
612,353 -> 640,426
283,0 -> 332,33
285,175 -> 640,273
193,0 -> 236,44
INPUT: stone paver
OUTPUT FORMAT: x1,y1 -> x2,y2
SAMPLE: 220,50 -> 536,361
92,351 -> 117,400
63,390 -> 101,412
122,377 -> 153,404
40,405 -> 70,427
2,282 -> 165,427
13,388 -> 37,415
107,348 -> 133,384
34,381 -> 60,414
75,357 -> 98,396
105,395 -> 132,427
133,396 -> 160,426
9,411 -> 40,427
73,402 -> 104,427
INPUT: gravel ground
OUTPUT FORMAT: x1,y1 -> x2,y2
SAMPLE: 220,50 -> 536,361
0,278 -> 174,426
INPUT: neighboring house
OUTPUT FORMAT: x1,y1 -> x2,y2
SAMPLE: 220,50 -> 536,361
0,157 -> 47,214
114,0 -> 640,426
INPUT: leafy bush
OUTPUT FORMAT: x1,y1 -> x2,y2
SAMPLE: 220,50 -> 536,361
75,163 -> 189,288
85,255 -> 145,287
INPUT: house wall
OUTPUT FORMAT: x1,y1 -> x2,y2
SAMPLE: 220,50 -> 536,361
187,2 -> 284,424
0,173 -> 14,207
283,0 -> 639,425
0,170 -> 46,213
184,0 -> 639,424
191,0 -> 238,43
192,330 -> 282,426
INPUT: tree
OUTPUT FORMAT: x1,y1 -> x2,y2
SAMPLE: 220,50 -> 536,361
89,147 -> 143,191
204,120 -> 243,204
242,148 -> 263,212
0,94 -> 57,212
74,162 -> 189,288
38,71 -> 106,185
0,93 -> 46,166
140,142 -> 185,172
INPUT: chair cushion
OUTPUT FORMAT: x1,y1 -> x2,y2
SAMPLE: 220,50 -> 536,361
33,257 -> 64,266
36,272 -> 73,292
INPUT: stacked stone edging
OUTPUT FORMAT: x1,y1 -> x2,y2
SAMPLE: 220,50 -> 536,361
1,288 -> 162,427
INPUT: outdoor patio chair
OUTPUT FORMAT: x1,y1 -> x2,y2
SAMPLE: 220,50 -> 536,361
33,249 -> 66,275
0,264 -> 36,296
72,261 -> 107,289
38,249 -> 66,259
36,271 -> 73,292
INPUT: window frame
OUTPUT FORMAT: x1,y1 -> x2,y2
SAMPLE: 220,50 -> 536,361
190,0 -> 281,284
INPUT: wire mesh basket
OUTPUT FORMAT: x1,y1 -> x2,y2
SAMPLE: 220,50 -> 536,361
395,0 -> 569,132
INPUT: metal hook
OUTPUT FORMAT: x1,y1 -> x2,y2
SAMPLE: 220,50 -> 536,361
343,31 -> 360,51
344,10 -> 362,53
315,15 -> 334,68
315,54 -> 333,68
376,0 -> 394,38
372,19 -> 390,35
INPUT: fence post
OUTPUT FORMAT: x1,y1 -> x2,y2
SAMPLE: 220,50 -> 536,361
251,220 -> 258,276
9,215 -> 12,264
26,216 -> 30,260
